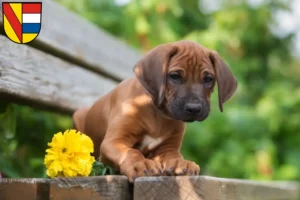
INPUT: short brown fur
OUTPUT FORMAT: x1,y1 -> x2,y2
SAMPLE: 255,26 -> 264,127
73,40 -> 237,182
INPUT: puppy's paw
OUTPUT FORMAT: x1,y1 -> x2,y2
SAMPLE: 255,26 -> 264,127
120,159 -> 163,182
163,159 -> 200,176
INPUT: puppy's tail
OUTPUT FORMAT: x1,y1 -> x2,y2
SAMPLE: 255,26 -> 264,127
72,106 -> 91,133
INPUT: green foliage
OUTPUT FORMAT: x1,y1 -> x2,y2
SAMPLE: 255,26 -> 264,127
90,161 -> 117,176
1,0 -> 299,181
0,103 -> 72,178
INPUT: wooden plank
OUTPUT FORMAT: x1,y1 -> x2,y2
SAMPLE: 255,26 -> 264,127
0,35 -> 117,113
0,0 -> 141,81
0,178 -> 49,200
0,176 -> 299,200
134,176 -> 300,200
50,176 -> 131,200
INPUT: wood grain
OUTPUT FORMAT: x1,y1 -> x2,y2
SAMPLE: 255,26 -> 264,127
50,176 -> 131,200
0,35 -> 117,113
0,176 -> 299,200
134,176 -> 300,200
0,178 -> 49,200
0,0 -> 141,81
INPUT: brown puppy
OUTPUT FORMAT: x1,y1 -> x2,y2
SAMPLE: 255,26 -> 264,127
73,40 -> 237,182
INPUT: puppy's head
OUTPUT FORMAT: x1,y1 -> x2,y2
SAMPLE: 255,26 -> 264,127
134,40 -> 237,122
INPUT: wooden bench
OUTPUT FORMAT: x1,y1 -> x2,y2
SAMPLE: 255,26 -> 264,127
0,1 -> 299,199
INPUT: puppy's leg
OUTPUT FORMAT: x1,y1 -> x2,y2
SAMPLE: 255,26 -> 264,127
153,145 -> 200,176
151,125 -> 200,176
72,106 -> 90,133
100,119 -> 163,182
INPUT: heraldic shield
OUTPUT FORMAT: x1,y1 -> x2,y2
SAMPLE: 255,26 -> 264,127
2,2 -> 42,44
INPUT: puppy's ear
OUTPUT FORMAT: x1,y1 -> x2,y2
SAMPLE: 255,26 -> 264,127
134,44 -> 178,107
209,51 -> 237,112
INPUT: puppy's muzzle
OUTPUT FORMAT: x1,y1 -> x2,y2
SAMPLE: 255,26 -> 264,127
184,103 -> 202,115
181,99 -> 209,122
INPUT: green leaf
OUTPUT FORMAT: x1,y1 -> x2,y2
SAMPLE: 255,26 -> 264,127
101,168 -> 107,176
89,161 -> 116,176
108,167 -> 115,175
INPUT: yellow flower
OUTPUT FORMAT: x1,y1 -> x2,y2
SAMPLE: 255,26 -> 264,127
44,129 -> 95,178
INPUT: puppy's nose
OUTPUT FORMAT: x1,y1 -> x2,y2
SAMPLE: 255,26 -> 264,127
185,103 -> 202,115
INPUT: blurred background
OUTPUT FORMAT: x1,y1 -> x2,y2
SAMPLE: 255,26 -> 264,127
1,0 -> 300,180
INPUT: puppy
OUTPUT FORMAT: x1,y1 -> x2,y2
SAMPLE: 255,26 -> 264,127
73,40 -> 237,182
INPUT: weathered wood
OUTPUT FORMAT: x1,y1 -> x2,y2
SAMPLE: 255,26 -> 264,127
0,176 -> 299,200
0,35 -> 117,113
0,178 -> 49,200
134,176 -> 300,200
0,0 -> 141,81
50,176 -> 131,200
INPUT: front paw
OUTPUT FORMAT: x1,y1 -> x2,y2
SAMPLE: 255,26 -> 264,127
162,159 -> 200,176
120,159 -> 163,182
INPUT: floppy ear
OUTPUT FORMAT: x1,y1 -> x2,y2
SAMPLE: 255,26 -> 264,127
133,44 -> 178,107
209,51 -> 237,112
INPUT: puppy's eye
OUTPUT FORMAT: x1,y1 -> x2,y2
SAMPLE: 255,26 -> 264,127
203,76 -> 214,83
169,72 -> 182,81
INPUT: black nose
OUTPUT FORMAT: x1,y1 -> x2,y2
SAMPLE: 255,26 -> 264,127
185,103 -> 202,115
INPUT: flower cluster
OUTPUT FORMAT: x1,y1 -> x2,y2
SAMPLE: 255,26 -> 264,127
44,129 -> 95,178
